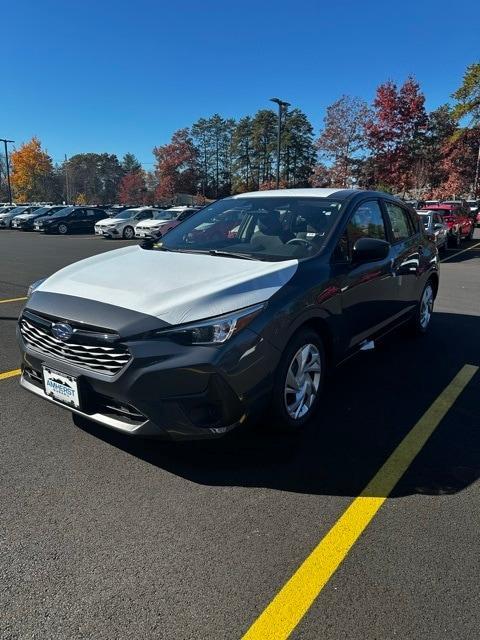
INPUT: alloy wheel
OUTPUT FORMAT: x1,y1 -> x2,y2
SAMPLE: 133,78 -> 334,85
419,284 -> 434,330
284,343 -> 322,420
58,224 -> 68,235
124,226 -> 134,239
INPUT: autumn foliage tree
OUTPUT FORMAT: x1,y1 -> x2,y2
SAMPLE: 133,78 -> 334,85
153,129 -> 199,201
10,137 -> 54,201
366,77 -> 428,193
117,171 -> 147,204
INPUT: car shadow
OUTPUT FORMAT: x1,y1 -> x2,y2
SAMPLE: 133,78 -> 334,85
75,311 -> 479,499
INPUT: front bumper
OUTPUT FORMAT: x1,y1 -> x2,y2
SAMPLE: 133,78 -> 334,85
135,228 -> 155,238
101,227 -> 121,238
17,325 -> 280,440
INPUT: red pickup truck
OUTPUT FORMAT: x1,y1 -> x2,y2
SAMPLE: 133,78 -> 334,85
423,203 -> 474,247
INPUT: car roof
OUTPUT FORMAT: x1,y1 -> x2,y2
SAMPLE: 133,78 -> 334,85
229,188 -> 406,201
231,188 -> 360,200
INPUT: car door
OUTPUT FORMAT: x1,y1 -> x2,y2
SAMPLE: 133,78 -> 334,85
335,199 -> 398,348
433,213 -> 447,246
81,208 -> 98,232
382,200 -> 423,316
64,209 -> 82,232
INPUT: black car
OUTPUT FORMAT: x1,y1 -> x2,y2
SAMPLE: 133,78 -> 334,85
33,206 -> 108,234
19,189 -> 439,440
11,206 -> 69,230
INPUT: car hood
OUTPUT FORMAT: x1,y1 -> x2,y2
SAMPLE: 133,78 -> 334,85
137,218 -> 172,228
36,245 -> 298,325
96,217 -> 128,226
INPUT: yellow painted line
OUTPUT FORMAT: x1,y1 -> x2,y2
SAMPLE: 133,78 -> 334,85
241,364 -> 478,640
0,368 -> 21,381
0,296 -> 27,304
441,240 -> 480,262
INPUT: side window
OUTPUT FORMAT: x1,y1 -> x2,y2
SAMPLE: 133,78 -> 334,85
85,209 -> 95,217
385,202 -> 413,241
178,211 -> 190,221
333,200 -> 386,262
348,200 -> 387,244
73,209 -> 84,218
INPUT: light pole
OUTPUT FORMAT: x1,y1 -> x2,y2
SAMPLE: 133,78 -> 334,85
0,138 -> 14,204
270,98 -> 290,188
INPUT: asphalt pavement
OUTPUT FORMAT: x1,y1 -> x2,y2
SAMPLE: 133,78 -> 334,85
1,230 -> 479,640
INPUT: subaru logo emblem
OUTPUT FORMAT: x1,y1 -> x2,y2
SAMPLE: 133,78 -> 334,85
51,322 -> 73,341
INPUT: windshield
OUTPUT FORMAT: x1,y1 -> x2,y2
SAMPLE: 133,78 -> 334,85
49,207 -> 74,218
112,209 -> 137,219
417,213 -> 430,228
159,196 -> 343,261
152,210 -> 176,220
4,207 -> 27,215
27,207 -> 51,217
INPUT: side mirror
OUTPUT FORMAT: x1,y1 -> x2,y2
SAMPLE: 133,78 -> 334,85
352,237 -> 390,263
434,223 -> 444,230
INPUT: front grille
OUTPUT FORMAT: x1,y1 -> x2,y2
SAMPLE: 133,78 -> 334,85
20,318 -> 131,375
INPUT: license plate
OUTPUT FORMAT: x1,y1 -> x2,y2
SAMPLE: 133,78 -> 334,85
43,366 -> 80,408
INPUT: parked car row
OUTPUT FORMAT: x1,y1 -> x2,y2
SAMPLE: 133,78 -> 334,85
94,206 -> 203,239
416,201 -> 476,249
0,203 -> 203,238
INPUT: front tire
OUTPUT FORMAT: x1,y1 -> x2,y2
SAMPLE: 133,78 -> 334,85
270,328 -> 326,433
58,223 -> 68,235
123,226 -> 134,240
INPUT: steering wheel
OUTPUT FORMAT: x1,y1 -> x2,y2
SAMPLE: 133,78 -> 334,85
286,237 -> 315,248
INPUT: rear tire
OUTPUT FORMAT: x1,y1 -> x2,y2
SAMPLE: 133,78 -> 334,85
270,328 -> 326,433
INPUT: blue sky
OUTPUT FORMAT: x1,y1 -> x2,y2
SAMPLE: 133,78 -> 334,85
2,0 -> 479,168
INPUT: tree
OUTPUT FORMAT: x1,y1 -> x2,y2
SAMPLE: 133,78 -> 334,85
231,116 -> 253,193
316,96 -> 370,187
118,171 -> 147,204
121,152 -> 142,174
421,105 -> 457,192
452,62 -> 480,125
366,77 -> 428,193
431,127 -> 480,198
66,153 -> 123,203
10,137 -> 55,201
250,109 -> 277,188
153,128 -> 199,201
191,115 -> 235,197
282,108 -> 316,187
75,192 -> 87,205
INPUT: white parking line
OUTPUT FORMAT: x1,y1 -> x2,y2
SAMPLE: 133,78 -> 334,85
440,240 -> 480,263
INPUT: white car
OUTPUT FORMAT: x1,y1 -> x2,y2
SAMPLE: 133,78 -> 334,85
0,205 -> 40,228
134,207 -> 201,238
94,207 -> 161,240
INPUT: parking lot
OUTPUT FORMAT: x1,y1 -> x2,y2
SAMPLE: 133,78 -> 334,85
1,230 -> 479,639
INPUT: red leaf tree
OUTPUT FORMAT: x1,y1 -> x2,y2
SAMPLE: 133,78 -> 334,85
153,129 -> 199,201
117,171 -> 147,204
366,77 -> 428,193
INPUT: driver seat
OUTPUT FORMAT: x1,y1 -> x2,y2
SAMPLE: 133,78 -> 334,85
251,211 -> 294,251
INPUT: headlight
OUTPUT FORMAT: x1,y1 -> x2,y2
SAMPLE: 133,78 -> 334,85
153,303 -> 265,345
27,278 -> 46,298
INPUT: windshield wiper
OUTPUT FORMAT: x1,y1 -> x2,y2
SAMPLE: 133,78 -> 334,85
208,249 -> 260,261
